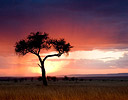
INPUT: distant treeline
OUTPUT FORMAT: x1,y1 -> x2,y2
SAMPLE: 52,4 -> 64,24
0,76 -> 128,82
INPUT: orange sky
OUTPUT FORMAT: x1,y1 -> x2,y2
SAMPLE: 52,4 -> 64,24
0,0 -> 128,76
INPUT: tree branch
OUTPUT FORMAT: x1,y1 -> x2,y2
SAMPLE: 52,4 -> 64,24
38,64 -> 42,68
38,48 -> 40,55
43,53 -> 63,62
29,50 -> 38,55
37,54 -> 43,65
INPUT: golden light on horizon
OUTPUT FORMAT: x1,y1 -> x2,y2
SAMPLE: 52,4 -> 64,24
29,60 -> 70,75
29,49 -> 127,75
1,49 -> 127,77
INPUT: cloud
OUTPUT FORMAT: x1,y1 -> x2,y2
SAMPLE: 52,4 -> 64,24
64,52 -> 128,70
108,53 -> 128,68
45,50 -> 125,61
66,59 -> 111,69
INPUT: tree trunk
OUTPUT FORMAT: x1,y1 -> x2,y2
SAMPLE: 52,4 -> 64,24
37,55 -> 47,86
41,62 -> 47,86
37,53 -> 62,86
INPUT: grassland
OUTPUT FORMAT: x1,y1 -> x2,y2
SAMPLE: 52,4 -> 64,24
0,79 -> 128,100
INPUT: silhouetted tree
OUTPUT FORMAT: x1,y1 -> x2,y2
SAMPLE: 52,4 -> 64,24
51,76 -> 57,82
47,76 -> 52,81
37,77 -> 43,81
63,76 -> 69,81
70,77 -> 75,81
15,32 -> 73,86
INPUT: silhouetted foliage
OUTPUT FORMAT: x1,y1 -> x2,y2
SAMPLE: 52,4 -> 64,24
51,39 -> 73,55
47,76 -> 51,81
15,32 -> 50,56
15,32 -> 73,86
37,77 -> 43,81
51,77 -> 57,82
70,77 -> 77,81
63,76 -> 69,81
47,76 -> 57,81
79,79 -> 84,81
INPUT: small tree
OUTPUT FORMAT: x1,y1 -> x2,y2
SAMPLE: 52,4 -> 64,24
15,32 -> 73,86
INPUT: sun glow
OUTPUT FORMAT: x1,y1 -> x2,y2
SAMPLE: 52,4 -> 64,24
45,61 -> 63,73
15,49 -> 128,76
29,60 -> 70,75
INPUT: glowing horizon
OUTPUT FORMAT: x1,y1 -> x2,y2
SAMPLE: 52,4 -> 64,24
0,49 -> 127,77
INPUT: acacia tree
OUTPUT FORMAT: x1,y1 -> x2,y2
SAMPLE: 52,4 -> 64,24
15,32 -> 73,86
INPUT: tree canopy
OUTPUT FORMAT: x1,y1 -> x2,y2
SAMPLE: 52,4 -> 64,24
15,32 -> 73,56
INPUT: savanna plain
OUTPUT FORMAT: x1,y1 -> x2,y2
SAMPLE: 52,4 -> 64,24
0,77 -> 128,100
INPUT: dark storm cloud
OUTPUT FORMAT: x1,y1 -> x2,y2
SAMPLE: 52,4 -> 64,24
0,0 -> 46,36
45,0 -> 128,16
1,0 -> 128,25
0,0 -> 128,49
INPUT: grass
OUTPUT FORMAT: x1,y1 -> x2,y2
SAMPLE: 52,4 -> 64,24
0,80 -> 128,100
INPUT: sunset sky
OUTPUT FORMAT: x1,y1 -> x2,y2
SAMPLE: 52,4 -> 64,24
0,0 -> 128,76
